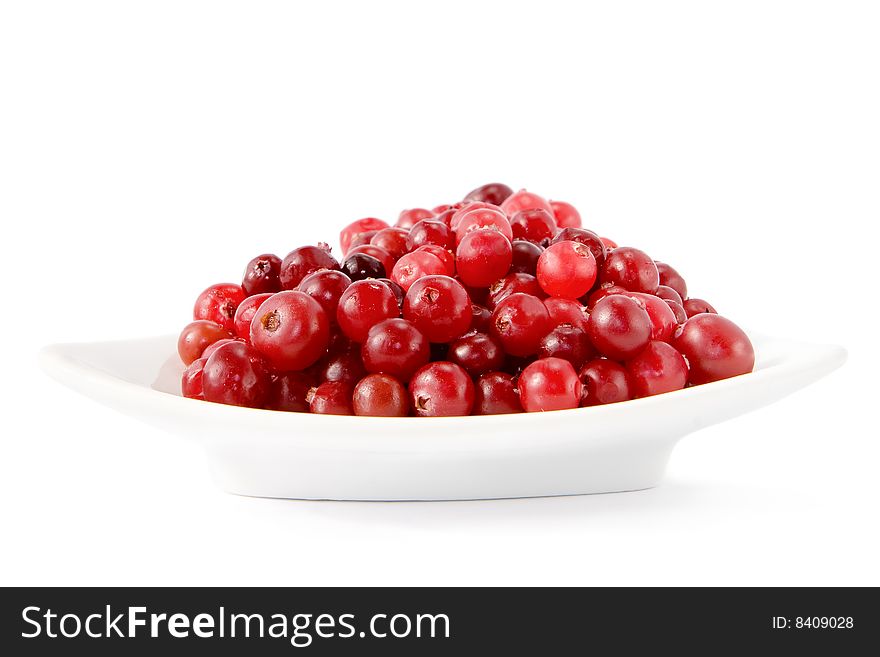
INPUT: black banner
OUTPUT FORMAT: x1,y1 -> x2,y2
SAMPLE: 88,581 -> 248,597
1,587 -> 875,654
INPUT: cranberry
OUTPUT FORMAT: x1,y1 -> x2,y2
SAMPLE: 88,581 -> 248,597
241,254 -> 282,296
655,262 -> 688,300
280,244 -> 339,290
250,290 -> 330,370
671,314 -> 754,385
549,200 -> 582,229
266,371 -> 314,412
586,284 -> 629,309
509,209 -> 557,244
346,245 -> 395,275
308,381 -> 354,415
470,304 -> 492,332
665,299 -> 688,324
391,250 -> 447,291
396,208 -> 433,230
233,292 -> 273,339
200,338 -> 241,361
463,182 -> 514,206
409,362 -> 475,417
432,207 -> 457,227
193,283 -> 246,332
416,244 -> 455,276
490,293 -> 551,357
341,253 -> 386,281
537,240 -> 597,299
352,374 -> 410,417
626,292 -> 678,342
313,348 -> 367,386
430,342 -> 450,362
202,341 -> 271,408
340,218 -> 389,255
551,227 -> 607,267
348,230 -> 379,252
655,284 -> 683,306
361,318 -> 430,381
407,219 -> 455,251
537,325 -> 595,369
454,207 -> 513,245
683,298 -> 717,317
487,273 -> 543,309
376,277 -> 405,310
626,341 -> 689,398
510,239 -> 543,275
500,189 -> 554,217
448,332 -> 505,376
586,294 -> 652,360
473,372 -> 522,415
336,279 -> 400,342
296,269 -> 352,323
578,359 -> 633,406
543,297 -> 589,332
403,275 -> 472,343
600,236 -> 618,249
181,357 -> 207,399
178,320 -> 233,365
431,203 -> 453,215
370,227 -> 410,260
518,357 -> 582,412
449,201 -> 502,230
456,230 -> 513,288
600,247 -> 659,293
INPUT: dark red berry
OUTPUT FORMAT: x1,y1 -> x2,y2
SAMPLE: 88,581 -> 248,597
202,341 -> 271,408
241,254 -> 282,296
509,208 -> 557,244
361,318 -> 430,381
586,294 -> 652,360
671,314 -> 754,385
578,359 -> 633,406
266,371 -> 314,412
470,304 -> 492,332
280,245 -> 340,289
490,293 -> 551,357
510,239 -> 543,275
537,325 -> 595,370
473,372 -> 522,415
600,247 -> 659,294
463,182 -> 514,206
518,357 -> 582,412
448,332 -> 505,376
341,253 -> 386,281
346,244 -> 395,275
308,381 -> 354,415
403,275 -> 472,343
626,341 -> 689,398
313,348 -> 367,386
409,362 -> 475,417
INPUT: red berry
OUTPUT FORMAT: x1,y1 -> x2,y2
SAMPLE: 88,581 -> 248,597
578,359 -> 633,406
370,227 -> 410,260
473,372 -> 523,415
586,284 -> 628,309
626,340 -> 689,398
181,357 -> 207,399
403,275 -> 472,343
396,208 -> 433,230
543,297 -> 589,332
202,341 -> 271,408
464,182 -> 514,206
348,230 -> 379,252
454,207 -> 513,245
537,325 -> 595,370
280,245 -> 339,290
409,362 -> 475,417
241,254 -> 282,296
407,219 -> 455,251
683,298 -> 717,318
487,272 -> 544,309
490,293 -> 551,357
671,314 -> 754,385
665,299 -> 688,324
537,240 -> 598,299
250,290 -> 330,370
308,381 -> 354,415
193,283 -> 246,332
361,318 -> 430,381
518,357 -> 582,412
626,292 -> 678,342
500,189 -> 553,217
352,374 -> 410,417
448,332 -> 505,376
296,269 -> 352,324
655,284 -> 684,306
449,201 -> 501,230
336,279 -> 400,343
509,209 -> 557,244
586,294 -> 652,360
266,371 -> 314,412
313,348 -> 367,386
341,253 -> 386,281
391,250 -> 447,291
600,247 -> 659,293
416,244 -> 455,276
340,218 -> 389,255
233,292 -> 273,339
346,245 -> 395,276
178,320 -> 234,365
470,304 -> 492,332
200,338 -> 241,361
456,230 -> 513,288
510,239 -> 543,275
551,227 -> 607,267
600,236 -> 618,249
655,262 -> 688,300
549,200 -> 582,229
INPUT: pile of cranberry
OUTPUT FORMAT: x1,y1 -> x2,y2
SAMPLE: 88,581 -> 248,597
178,183 -> 755,417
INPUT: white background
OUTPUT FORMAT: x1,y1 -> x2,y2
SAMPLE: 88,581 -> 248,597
1,1 -> 878,586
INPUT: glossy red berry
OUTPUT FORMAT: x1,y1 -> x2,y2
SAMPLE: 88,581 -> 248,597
510,240 -> 543,275
178,320 -> 234,365
391,250 -> 447,291
537,240 -> 598,299
518,357 -> 582,412
509,209 -> 557,244
200,338 -> 241,361
470,304 -> 492,332
313,348 -> 367,386
586,294 -> 652,360
308,381 -> 354,415
241,254 -> 282,296
671,314 -> 754,385
341,253 -> 386,281
454,207 -> 513,245
346,245 -> 395,276
280,245 -> 339,290
655,284 -> 684,306
549,200 -> 582,229
551,227 -> 607,267
537,325 -> 595,369
336,279 -> 400,343
626,292 -> 678,342
600,247 -> 659,293
578,359 -> 633,406
586,284 -> 629,309
266,371 -> 314,412
407,219 -> 455,251
340,218 -> 389,255
543,297 -> 589,332
416,244 -> 455,276
473,372 -> 523,415
683,298 -> 717,317
202,341 -> 271,408
655,262 -> 688,300
232,292 -> 273,339
193,283 -> 247,332
370,227 -> 410,260
296,269 -> 352,324
250,290 -> 330,370
626,340 -> 689,398
409,362 -> 475,417
361,318 -> 430,381
665,299 -> 688,324
352,374 -> 410,417
500,189 -> 554,217
348,230 -> 379,252
456,230 -> 513,288
490,293 -> 552,357
395,208 -> 433,230
449,201 -> 501,230
181,357 -> 207,399
487,273 -> 544,309
448,332 -> 505,376
403,275 -> 472,343
463,182 -> 514,206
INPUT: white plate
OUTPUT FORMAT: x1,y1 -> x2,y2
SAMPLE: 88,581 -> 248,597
39,334 -> 845,500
